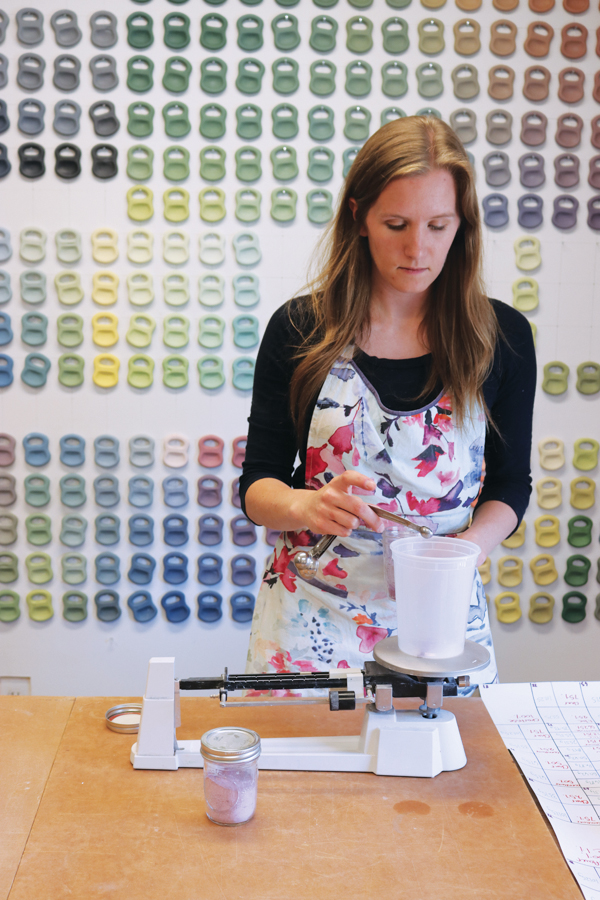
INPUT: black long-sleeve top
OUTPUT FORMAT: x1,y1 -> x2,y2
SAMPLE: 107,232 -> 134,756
240,296 -> 537,528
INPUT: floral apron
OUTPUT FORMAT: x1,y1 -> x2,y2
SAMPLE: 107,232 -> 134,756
246,347 -> 498,694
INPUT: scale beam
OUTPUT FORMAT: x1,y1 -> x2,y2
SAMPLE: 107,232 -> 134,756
179,662 -> 460,701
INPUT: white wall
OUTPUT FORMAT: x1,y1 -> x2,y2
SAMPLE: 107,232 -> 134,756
0,0 -> 598,694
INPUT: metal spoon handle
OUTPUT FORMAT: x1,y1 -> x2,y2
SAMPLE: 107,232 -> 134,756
295,508 -> 432,581
368,505 -> 433,538
310,532 -> 337,560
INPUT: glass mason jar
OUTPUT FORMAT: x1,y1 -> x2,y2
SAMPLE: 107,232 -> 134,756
200,726 -> 261,826
381,520 -> 416,600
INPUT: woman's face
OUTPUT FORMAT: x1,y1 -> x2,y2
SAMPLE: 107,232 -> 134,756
349,169 -> 462,300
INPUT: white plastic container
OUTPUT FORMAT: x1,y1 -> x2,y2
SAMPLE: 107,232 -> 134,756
391,536 -> 480,659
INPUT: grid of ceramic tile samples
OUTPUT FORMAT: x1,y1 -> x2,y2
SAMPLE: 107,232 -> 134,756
0,0 -> 598,692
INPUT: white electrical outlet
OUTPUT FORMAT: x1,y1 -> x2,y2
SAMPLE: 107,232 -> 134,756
0,676 -> 31,696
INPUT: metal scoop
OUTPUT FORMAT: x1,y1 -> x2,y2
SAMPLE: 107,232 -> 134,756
294,507 -> 432,580
366,506 -> 433,538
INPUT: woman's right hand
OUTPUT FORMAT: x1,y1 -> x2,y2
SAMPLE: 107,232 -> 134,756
289,471 -> 385,537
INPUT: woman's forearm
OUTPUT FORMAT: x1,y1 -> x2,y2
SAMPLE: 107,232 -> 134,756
457,500 -> 518,565
244,479 -> 314,531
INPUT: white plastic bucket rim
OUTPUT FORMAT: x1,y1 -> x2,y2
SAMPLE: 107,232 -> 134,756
391,536 -> 480,569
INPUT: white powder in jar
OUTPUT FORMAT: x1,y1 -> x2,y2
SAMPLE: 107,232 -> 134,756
204,764 -> 258,825
201,725 -> 261,825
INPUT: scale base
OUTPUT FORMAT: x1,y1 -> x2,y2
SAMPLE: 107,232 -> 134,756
131,700 -> 467,778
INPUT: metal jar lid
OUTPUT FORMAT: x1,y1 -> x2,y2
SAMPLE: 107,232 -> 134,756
105,703 -> 142,734
200,726 -> 261,763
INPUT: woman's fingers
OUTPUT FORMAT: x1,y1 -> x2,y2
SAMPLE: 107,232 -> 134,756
303,471 -> 388,535
336,494 -> 384,532
312,498 -> 358,534
330,472 -> 384,532
314,479 -> 384,534
349,493 -> 386,532
330,509 -> 360,533
336,470 -> 377,493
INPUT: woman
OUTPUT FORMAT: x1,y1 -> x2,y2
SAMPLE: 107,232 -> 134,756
240,116 -> 536,688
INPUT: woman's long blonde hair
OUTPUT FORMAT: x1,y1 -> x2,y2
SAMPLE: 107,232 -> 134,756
289,115 -> 498,436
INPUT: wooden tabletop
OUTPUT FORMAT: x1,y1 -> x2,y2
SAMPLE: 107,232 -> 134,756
0,697 -> 74,900
1,695 -> 581,900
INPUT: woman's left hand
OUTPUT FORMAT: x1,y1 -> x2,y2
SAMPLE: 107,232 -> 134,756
454,530 -> 486,567
453,501 -> 519,568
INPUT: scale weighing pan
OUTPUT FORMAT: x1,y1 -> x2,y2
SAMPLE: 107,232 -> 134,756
374,636 -> 490,678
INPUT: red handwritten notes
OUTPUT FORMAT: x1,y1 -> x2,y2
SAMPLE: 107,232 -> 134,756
483,681 -> 600,898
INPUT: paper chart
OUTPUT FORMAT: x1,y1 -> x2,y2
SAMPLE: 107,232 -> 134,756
482,681 -> 600,899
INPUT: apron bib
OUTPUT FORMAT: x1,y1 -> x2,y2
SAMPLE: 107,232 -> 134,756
246,347 -> 498,692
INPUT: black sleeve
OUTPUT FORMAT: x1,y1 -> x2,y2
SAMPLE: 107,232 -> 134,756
239,300 -> 307,519
477,299 -> 537,527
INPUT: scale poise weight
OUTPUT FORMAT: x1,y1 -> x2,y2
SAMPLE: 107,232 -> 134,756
130,638 -> 489,778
